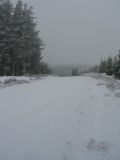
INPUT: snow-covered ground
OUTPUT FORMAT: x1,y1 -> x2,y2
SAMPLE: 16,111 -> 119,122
0,76 -> 31,89
0,76 -> 43,89
0,75 -> 120,160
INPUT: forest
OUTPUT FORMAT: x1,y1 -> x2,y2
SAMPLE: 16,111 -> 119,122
93,51 -> 120,79
0,0 -> 50,76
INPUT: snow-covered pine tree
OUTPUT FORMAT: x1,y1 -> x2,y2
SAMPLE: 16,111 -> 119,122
0,0 -> 13,75
72,68 -> 78,76
0,0 -> 44,75
40,61 -> 51,75
113,56 -> 118,77
105,57 -> 113,75
99,58 -> 106,73
115,51 -> 120,78
11,0 -> 24,75
20,3 -> 43,74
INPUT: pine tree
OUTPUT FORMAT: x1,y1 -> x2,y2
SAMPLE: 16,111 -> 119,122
99,58 -> 106,73
41,62 -> 52,75
0,0 -> 44,76
12,0 -> 24,75
0,0 -> 13,75
115,51 -> 120,78
113,56 -> 118,77
20,3 -> 42,74
105,57 -> 113,75
72,68 -> 78,76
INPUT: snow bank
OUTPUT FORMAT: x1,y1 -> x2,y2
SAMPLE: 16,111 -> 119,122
0,75 -> 49,88
85,73 -> 120,97
0,76 -> 32,88
0,76 -> 30,83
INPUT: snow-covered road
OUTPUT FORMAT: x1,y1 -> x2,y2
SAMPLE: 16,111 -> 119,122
0,76 -> 120,160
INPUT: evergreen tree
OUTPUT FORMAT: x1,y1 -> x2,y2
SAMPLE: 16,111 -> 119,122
98,50 -> 120,79
114,51 -> 120,78
72,68 -> 78,76
12,0 -> 24,75
90,64 -> 99,72
40,62 -> 51,75
99,58 -> 106,73
21,3 -> 42,74
0,0 -> 46,76
105,57 -> 113,75
113,56 -> 118,77
0,0 -> 13,75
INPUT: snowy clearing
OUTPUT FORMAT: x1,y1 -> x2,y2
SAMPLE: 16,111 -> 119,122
0,75 -> 120,160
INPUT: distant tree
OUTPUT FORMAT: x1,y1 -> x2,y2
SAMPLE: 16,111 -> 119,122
99,58 -> 106,73
89,64 -> 99,72
97,50 -> 120,79
72,68 -> 78,76
113,56 -> 118,77
114,51 -> 120,78
41,62 -> 52,75
105,57 -> 113,75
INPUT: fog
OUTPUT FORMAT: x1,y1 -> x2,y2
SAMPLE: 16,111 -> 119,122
14,0 -> 120,65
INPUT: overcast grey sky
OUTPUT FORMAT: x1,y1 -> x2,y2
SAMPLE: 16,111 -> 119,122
16,0 -> 120,65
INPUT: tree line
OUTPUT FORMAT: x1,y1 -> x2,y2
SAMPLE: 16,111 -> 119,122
92,50 -> 120,79
0,0 -> 51,76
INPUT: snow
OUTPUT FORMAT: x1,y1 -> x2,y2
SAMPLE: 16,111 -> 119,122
0,76 -> 38,89
0,76 -> 30,83
0,75 -> 120,160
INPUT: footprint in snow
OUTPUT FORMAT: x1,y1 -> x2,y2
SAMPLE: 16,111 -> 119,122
65,141 -> 73,147
61,141 -> 73,160
86,138 -> 110,153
